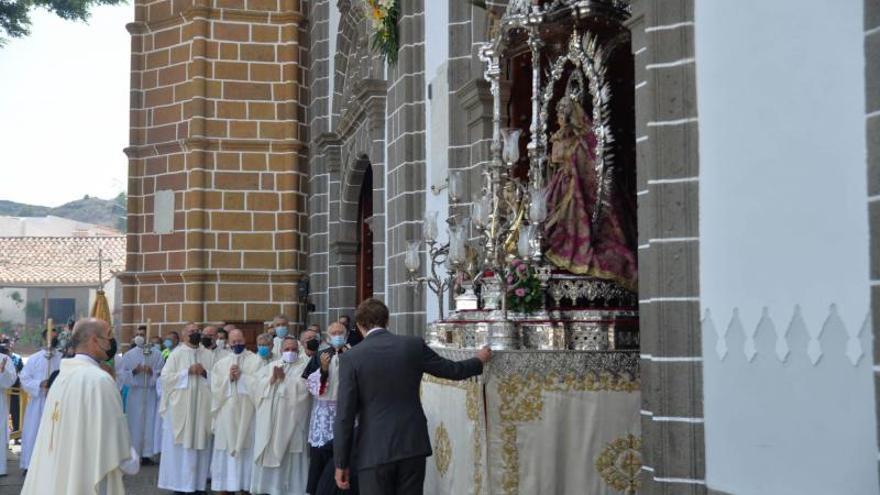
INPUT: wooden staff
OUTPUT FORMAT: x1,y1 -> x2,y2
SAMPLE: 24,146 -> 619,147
140,319 -> 152,458
45,319 -> 53,387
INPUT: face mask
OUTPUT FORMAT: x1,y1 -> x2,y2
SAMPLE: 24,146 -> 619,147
101,337 -> 117,361
275,326 -> 289,338
330,335 -> 346,349
282,351 -> 297,363
257,345 -> 270,358
134,336 -> 145,348
152,344 -> 161,353
232,343 -> 246,355
188,333 -> 202,346
201,336 -> 213,348
305,339 -> 319,352
216,339 -> 227,350
163,339 -> 173,349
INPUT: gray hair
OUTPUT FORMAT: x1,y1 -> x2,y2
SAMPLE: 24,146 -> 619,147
70,318 -> 107,350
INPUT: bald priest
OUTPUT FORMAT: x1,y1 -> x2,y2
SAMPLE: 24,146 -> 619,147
21,318 -> 140,495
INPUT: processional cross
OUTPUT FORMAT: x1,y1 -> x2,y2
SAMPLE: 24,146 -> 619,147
88,249 -> 113,290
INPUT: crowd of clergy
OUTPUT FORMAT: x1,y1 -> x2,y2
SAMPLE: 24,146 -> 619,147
1,313 -> 362,495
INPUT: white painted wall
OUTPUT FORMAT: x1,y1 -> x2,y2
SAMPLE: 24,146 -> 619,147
424,0 -> 450,323
0,288 -> 27,325
695,1 -> 875,493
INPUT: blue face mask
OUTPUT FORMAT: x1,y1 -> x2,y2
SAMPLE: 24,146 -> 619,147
163,339 -> 173,349
257,345 -> 270,358
232,344 -> 246,355
275,326 -> 289,338
330,335 -> 346,349
152,344 -> 162,353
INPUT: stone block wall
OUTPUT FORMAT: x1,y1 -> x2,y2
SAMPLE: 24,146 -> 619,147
122,0 -> 309,339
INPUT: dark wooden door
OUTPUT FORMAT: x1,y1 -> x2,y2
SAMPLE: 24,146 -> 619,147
356,165 -> 374,304
226,321 -> 266,351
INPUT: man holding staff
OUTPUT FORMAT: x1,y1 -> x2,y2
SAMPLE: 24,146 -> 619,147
18,320 -> 62,473
118,320 -> 164,463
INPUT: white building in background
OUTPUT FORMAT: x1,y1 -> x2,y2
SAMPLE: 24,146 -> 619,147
0,215 -> 120,238
0,236 -> 126,331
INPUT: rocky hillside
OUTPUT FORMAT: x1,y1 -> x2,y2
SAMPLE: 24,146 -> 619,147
0,194 -> 126,231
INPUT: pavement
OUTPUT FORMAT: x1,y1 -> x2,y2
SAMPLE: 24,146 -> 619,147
3,443 -> 166,494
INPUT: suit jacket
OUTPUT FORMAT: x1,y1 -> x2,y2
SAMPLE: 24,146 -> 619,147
333,329 -> 483,471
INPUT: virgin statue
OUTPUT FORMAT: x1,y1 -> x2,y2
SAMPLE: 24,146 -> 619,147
543,94 -> 637,290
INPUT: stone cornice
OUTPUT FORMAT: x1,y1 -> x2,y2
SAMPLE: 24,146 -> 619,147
117,269 -> 305,285
124,138 -> 305,158
336,78 -> 388,140
126,7 -> 304,34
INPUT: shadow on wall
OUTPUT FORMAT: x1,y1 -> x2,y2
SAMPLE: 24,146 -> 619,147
702,305 -> 878,495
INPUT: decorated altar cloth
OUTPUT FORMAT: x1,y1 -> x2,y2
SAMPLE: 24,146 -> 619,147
422,349 -> 641,495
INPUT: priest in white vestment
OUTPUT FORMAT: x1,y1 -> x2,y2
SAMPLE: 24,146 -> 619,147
0,349 -> 18,476
21,318 -> 139,495
270,314 -> 291,357
158,324 -> 215,493
250,336 -> 312,495
210,329 -> 262,493
19,335 -> 62,471
117,330 -> 164,460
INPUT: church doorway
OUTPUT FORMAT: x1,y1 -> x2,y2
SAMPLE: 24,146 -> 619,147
356,164 -> 374,304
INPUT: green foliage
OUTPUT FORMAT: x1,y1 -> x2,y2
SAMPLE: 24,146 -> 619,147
367,0 -> 399,65
24,301 -> 42,320
0,0 -> 127,44
8,291 -> 23,307
505,258 -> 543,314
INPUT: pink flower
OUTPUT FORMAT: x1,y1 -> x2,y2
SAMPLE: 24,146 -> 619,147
516,263 -> 527,273
506,275 -> 514,284
511,258 -> 522,267
515,287 -> 526,297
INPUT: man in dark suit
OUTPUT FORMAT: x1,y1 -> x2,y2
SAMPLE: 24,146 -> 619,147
333,298 -> 491,495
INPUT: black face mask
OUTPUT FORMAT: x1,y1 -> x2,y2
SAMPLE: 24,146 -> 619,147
305,339 -> 319,352
201,336 -> 214,348
102,338 -> 117,361
189,333 -> 202,346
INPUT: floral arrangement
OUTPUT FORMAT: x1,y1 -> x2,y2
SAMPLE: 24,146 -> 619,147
367,0 -> 399,65
505,258 -> 543,313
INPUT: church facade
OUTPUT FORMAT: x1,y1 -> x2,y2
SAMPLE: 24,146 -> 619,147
122,0 -> 880,493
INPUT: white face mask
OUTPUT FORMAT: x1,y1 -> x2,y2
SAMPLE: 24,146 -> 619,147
216,339 -> 227,350
134,336 -> 145,348
282,351 -> 298,363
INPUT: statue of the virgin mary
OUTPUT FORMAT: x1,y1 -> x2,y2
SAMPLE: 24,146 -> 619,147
543,84 -> 637,291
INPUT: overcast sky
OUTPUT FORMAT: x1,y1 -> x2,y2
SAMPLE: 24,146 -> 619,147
0,5 -> 131,208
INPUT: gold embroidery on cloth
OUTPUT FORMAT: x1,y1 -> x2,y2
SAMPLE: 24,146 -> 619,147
434,423 -> 452,477
422,376 -> 484,494
497,372 -> 640,495
595,434 -> 642,494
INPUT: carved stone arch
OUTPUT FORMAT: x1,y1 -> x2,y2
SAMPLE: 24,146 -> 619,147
333,0 -> 385,127
340,154 -> 372,227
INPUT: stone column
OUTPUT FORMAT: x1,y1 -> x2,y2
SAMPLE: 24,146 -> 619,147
122,0 -> 309,338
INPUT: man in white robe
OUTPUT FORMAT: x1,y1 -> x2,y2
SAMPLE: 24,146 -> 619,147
250,336 -> 312,495
0,347 -> 18,476
18,332 -> 62,472
210,329 -> 262,493
21,318 -> 139,495
158,323 -> 215,493
270,314 -> 290,357
204,324 -> 231,362
117,328 -> 164,461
